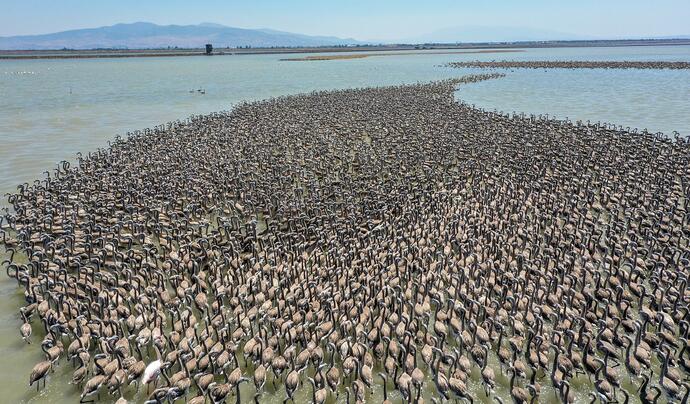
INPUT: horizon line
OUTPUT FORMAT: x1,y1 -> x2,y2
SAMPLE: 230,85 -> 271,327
1,21 -> 689,44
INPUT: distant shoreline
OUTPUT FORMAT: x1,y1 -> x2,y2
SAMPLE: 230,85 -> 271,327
446,60 -> 690,70
1,39 -> 689,60
280,49 -> 524,61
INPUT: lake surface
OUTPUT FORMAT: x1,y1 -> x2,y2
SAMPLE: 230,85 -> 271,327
0,45 -> 689,403
2,45 -> 690,199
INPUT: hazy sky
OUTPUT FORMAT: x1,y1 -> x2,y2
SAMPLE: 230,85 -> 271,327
2,0 -> 689,40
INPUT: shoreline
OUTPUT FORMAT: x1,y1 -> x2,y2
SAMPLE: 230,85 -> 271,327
2,38 -> 689,60
447,60 -> 690,70
280,49 -> 523,61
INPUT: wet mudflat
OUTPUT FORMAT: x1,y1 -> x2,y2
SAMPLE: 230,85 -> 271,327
1,74 -> 690,404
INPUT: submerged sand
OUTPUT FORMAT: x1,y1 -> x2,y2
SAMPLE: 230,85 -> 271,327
280,49 -> 523,61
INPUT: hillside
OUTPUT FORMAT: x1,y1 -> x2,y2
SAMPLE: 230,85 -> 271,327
0,22 -> 362,50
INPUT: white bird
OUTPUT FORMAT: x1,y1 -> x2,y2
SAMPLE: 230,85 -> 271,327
141,359 -> 162,392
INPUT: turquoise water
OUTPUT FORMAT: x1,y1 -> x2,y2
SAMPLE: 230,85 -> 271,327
0,45 -> 689,403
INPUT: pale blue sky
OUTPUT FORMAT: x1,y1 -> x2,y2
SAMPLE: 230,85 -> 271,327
2,0 -> 689,40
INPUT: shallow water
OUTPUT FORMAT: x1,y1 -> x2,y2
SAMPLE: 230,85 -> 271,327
1,45 -> 690,199
1,45 -> 689,403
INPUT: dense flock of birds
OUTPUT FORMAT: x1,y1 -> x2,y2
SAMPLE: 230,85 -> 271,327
446,60 -> 690,70
2,73 -> 690,403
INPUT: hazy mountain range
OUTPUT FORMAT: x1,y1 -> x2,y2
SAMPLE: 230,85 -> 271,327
395,26 -> 595,44
1,22 -> 688,50
0,22 -> 362,50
